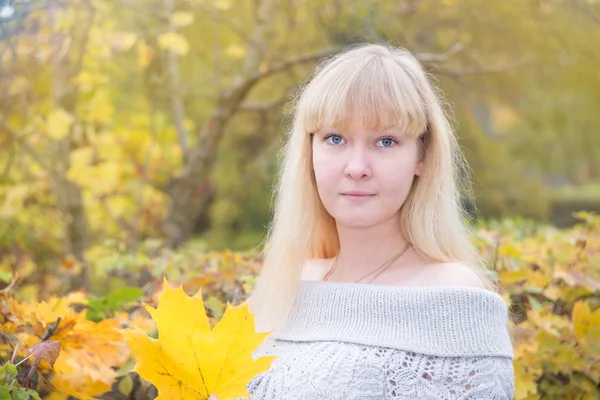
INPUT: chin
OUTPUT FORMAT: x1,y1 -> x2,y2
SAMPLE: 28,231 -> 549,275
332,214 -> 384,228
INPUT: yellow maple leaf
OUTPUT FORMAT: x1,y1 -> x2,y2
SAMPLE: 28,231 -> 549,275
572,300 -> 600,355
124,277 -> 276,400
51,349 -> 115,400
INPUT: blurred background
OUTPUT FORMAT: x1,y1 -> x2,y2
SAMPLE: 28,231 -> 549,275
0,0 -> 599,299
1,2 -> 600,399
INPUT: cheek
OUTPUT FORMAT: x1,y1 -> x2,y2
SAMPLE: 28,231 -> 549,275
377,158 -> 417,195
312,148 -> 337,185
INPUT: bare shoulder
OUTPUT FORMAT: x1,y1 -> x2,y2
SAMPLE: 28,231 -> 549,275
427,262 -> 487,289
300,258 -> 333,281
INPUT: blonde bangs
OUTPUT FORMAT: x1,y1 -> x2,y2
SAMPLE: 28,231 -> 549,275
298,54 -> 428,138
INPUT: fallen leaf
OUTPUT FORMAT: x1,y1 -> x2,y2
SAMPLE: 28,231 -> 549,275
29,340 -> 61,368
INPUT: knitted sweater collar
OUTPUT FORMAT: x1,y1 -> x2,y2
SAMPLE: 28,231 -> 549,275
270,280 -> 514,359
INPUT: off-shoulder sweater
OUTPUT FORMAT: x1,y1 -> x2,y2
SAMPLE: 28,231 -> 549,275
238,280 -> 515,399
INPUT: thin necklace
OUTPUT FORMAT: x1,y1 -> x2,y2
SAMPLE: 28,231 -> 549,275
323,242 -> 412,284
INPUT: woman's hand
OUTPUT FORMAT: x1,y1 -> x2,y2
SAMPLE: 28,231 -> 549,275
208,395 -> 218,400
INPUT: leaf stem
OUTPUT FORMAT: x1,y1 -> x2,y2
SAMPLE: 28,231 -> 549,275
14,354 -> 32,367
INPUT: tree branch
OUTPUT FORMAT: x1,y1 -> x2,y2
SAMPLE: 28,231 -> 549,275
238,89 -> 292,112
251,47 -> 336,82
195,3 -> 264,52
72,0 -> 96,78
435,56 -> 534,78
0,120 -> 53,174
214,46 -> 335,111
238,100 -> 283,112
113,0 -> 166,17
414,42 -> 465,63
161,0 -> 335,246
0,271 -> 19,297
165,0 -> 189,161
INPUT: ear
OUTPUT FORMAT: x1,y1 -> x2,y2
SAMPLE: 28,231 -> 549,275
415,159 -> 424,177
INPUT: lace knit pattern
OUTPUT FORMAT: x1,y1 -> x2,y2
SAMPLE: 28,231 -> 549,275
237,281 -> 515,399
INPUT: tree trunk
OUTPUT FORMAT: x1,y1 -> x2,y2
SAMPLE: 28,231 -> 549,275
160,0 -> 333,247
49,0 -> 90,290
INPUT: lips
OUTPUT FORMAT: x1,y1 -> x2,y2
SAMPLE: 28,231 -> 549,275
341,191 -> 374,196
340,192 -> 375,202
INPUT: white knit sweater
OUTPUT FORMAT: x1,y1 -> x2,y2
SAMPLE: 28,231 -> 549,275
238,280 -> 515,399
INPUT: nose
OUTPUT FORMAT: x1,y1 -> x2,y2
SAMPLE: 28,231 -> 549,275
344,147 -> 371,180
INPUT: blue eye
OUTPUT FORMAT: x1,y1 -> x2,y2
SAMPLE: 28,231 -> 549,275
377,136 -> 398,148
324,134 -> 344,145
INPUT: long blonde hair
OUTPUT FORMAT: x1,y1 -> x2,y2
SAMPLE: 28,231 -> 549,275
248,43 -> 502,333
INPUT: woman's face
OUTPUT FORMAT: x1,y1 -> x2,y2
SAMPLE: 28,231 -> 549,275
311,119 -> 424,228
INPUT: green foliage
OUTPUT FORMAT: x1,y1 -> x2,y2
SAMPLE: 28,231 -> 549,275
1,360 -> 42,400
0,361 -> 18,382
0,272 -> 12,285
0,386 -> 42,400
550,183 -> 600,203
86,287 -> 145,322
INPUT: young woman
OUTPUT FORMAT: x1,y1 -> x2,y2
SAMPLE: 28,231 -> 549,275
241,43 -> 515,399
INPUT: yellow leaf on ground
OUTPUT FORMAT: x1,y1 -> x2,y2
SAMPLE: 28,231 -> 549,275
572,300 -> 600,355
513,360 -> 538,399
124,277 -> 276,400
573,301 -> 591,340
29,340 -> 61,368
7,294 -> 128,397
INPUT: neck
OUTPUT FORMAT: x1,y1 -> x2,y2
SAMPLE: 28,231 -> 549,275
333,215 -> 411,282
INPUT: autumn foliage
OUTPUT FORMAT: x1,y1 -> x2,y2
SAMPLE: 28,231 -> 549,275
0,211 -> 598,399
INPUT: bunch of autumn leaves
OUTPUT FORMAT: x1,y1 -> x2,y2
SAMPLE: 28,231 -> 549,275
1,289 -> 135,399
1,278 -> 275,400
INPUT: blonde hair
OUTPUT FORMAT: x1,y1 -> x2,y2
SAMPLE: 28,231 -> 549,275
248,43 -> 505,334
